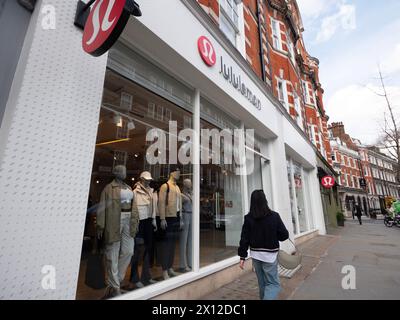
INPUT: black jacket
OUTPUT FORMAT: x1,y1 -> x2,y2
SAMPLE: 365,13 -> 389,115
238,211 -> 289,260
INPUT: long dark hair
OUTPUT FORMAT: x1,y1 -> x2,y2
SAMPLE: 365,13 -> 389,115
249,190 -> 272,219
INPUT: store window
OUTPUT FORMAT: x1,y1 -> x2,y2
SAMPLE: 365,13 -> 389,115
76,70 -> 194,300
246,134 -> 271,206
287,160 -> 298,235
287,158 -> 313,235
199,98 -> 244,266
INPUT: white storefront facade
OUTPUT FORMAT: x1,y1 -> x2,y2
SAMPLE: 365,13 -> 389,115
0,0 -> 326,300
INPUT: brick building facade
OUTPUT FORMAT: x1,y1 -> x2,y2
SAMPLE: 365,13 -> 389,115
329,122 -> 400,217
196,0 -> 332,165
328,122 -> 367,217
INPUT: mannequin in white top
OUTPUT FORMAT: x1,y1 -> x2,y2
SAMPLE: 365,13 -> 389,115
128,171 -> 158,288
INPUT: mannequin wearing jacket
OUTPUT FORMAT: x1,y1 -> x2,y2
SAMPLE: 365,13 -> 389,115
128,171 -> 158,289
96,165 -> 139,298
158,169 -> 182,280
179,179 -> 193,272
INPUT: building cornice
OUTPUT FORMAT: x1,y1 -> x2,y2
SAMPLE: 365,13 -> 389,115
367,148 -> 397,164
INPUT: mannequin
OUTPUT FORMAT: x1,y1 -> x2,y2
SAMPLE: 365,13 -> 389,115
128,171 -> 158,289
158,168 -> 182,280
96,165 -> 139,298
179,179 -> 193,272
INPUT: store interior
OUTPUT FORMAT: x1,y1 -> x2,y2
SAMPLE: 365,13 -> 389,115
76,70 -> 241,300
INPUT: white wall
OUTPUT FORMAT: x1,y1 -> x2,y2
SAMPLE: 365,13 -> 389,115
0,0 -> 108,299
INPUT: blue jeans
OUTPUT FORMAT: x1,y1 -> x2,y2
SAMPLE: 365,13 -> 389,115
252,258 -> 281,300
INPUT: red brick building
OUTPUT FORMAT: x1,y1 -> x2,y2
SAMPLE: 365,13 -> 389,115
196,0 -> 332,165
329,122 -> 370,217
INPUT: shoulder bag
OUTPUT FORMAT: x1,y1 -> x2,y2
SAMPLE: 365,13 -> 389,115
278,239 -> 302,270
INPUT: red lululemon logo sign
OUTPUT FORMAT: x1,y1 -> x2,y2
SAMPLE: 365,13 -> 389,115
83,0 -> 130,57
321,176 -> 335,189
198,36 -> 216,67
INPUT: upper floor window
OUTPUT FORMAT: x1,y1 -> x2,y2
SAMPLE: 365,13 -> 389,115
308,125 -> 316,144
271,18 -> 282,50
277,79 -> 288,111
286,31 -> 296,65
302,80 -> 310,104
353,176 -> 358,188
294,94 -> 303,130
219,0 -> 240,46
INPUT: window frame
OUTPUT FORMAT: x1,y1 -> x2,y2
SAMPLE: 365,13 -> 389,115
271,17 -> 282,51
219,0 -> 240,46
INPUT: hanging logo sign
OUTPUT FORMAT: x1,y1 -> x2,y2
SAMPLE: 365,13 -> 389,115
82,0 -> 130,57
198,36 -> 217,67
321,176 -> 335,189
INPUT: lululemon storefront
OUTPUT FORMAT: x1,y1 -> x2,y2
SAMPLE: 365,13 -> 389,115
0,0 -> 326,300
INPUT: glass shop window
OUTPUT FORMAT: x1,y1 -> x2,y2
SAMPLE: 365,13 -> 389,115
199,98 -> 244,266
76,70 -> 193,300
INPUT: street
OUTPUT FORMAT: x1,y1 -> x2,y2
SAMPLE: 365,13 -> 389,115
291,218 -> 400,300
202,218 -> 400,300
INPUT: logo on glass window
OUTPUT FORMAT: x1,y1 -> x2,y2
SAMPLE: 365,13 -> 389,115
198,36 -> 216,67
321,175 -> 335,189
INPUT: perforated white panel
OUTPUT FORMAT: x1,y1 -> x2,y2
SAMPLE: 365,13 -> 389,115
0,0 -> 107,299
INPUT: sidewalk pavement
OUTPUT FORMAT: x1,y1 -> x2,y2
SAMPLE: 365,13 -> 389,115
201,216 -> 400,300
201,232 -> 339,300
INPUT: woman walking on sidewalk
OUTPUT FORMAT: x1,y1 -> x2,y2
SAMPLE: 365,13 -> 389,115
238,190 -> 289,300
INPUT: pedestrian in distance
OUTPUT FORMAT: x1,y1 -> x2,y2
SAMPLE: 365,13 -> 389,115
238,190 -> 289,300
355,204 -> 362,225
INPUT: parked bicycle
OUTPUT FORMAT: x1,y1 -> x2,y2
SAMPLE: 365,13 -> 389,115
384,210 -> 400,228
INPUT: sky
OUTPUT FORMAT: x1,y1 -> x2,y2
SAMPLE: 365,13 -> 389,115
296,0 -> 400,145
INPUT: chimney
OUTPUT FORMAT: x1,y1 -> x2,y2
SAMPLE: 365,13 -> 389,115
330,122 -> 345,138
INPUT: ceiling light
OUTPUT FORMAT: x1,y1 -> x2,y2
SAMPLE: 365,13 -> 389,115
113,114 -> 123,127
127,120 -> 136,130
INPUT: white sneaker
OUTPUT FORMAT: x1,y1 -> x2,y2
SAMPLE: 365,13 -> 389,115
168,268 -> 178,277
163,270 -> 170,280
135,281 -> 144,288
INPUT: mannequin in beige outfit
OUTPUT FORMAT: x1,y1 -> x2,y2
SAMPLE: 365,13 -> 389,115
96,165 -> 138,298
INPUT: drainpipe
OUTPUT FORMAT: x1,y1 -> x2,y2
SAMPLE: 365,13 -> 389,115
256,0 -> 266,83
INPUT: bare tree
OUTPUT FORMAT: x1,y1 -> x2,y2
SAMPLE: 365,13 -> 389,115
375,67 -> 400,184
